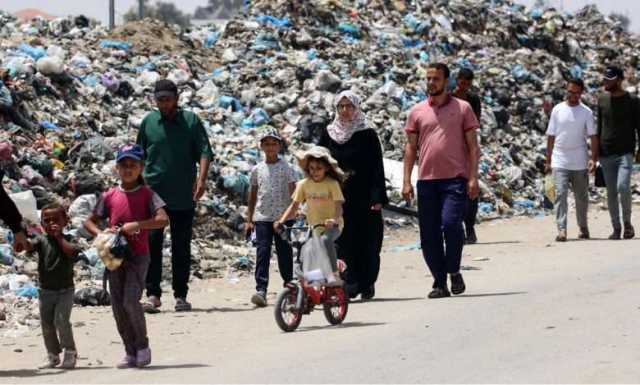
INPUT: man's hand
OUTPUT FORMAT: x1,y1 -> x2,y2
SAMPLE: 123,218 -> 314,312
193,180 -> 206,201
402,182 -> 414,204
12,231 -> 28,253
371,203 -> 383,211
588,160 -> 597,174
467,178 -> 480,200
544,161 -> 552,175
121,222 -> 141,236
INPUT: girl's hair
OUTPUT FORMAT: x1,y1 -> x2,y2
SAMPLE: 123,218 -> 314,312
305,157 -> 344,183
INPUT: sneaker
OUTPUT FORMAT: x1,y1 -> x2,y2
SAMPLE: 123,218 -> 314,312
136,348 -> 151,368
609,227 -> 622,240
116,355 -> 136,369
361,285 -> 375,300
38,353 -> 60,369
427,287 -> 451,299
450,273 -> 466,295
60,349 -> 77,369
174,297 -> 192,312
624,223 -> 635,239
250,291 -> 267,307
578,227 -> 590,239
465,228 -> 477,244
143,295 -> 161,314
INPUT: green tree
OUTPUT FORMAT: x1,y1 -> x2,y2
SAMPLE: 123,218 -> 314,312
124,0 -> 191,27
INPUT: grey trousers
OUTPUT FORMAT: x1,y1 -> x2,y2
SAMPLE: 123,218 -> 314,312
552,168 -> 589,231
600,154 -> 634,228
39,287 -> 76,355
109,256 -> 150,356
321,227 -> 341,271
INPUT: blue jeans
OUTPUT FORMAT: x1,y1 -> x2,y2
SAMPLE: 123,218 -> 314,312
417,178 -> 467,289
600,154 -> 633,228
254,221 -> 293,292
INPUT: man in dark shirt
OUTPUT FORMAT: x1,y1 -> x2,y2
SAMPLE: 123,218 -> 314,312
1,169 -> 28,251
597,66 -> 640,239
453,68 -> 482,244
137,79 -> 213,312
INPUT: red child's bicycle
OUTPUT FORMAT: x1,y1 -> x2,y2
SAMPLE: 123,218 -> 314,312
274,225 -> 349,332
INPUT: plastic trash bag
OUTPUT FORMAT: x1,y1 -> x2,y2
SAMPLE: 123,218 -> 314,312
300,232 -> 333,284
544,174 -> 556,203
36,56 -> 64,75
8,190 -> 38,224
99,39 -> 132,51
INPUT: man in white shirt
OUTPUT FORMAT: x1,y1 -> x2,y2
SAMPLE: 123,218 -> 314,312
546,78 -> 599,241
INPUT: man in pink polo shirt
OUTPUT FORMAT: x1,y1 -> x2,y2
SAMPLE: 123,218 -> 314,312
403,63 -> 480,299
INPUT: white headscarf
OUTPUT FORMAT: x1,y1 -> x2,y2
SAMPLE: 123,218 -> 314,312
327,91 -> 368,144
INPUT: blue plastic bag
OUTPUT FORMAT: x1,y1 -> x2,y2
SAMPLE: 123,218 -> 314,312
99,39 -> 132,51
15,285 -> 38,298
251,33 -> 281,51
218,96 -> 243,112
338,22 -> 361,38
18,44 -> 46,60
205,31 -> 221,48
255,15 -> 292,29
40,121 -> 61,131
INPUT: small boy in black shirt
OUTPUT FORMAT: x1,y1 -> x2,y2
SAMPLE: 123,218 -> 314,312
24,203 -> 79,369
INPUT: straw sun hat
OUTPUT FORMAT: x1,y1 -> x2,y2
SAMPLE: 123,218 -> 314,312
295,146 -> 345,181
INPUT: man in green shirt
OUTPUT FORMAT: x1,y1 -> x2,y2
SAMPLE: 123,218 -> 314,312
137,79 -> 213,312
597,66 -> 640,240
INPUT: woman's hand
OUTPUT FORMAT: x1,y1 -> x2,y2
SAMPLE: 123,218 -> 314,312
324,219 -> 338,229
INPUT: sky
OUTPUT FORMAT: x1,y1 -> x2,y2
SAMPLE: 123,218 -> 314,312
0,0 -> 638,31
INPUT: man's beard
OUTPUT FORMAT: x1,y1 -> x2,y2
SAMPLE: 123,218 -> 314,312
428,87 -> 445,96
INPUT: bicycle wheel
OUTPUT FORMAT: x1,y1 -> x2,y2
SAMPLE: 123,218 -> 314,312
274,287 -> 303,332
323,287 -> 348,325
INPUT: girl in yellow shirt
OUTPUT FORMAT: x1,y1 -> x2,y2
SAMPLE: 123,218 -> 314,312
274,146 -> 345,285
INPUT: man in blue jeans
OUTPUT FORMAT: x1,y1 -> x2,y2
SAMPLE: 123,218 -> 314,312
402,63 -> 480,299
597,66 -> 640,239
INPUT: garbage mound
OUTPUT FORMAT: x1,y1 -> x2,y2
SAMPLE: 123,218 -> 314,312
1,0 -> 640,334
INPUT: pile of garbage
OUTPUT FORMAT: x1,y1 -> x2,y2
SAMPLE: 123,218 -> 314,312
1,0 -> 640,332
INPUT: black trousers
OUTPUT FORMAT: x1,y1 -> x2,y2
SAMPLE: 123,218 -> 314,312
146,209 -> 194,299
337,208 -> 384,292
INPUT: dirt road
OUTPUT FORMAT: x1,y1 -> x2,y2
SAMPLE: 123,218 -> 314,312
1,208 -> 639,383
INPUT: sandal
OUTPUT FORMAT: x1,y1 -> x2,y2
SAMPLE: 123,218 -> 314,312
555,230 -> 567,242
142,296 -> 161,314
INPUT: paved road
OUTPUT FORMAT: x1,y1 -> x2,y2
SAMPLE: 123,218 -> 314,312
1,209 -> 639,383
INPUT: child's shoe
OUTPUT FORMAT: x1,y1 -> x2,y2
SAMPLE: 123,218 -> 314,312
60,349 -> 77,369
38,353 -> 60,369
136,347 -> 152,368
250,291 -> 267,307
116,355 -> 136,369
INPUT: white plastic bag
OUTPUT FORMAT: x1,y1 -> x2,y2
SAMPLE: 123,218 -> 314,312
300,233 -> 334,284
9,190 -> 39,224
